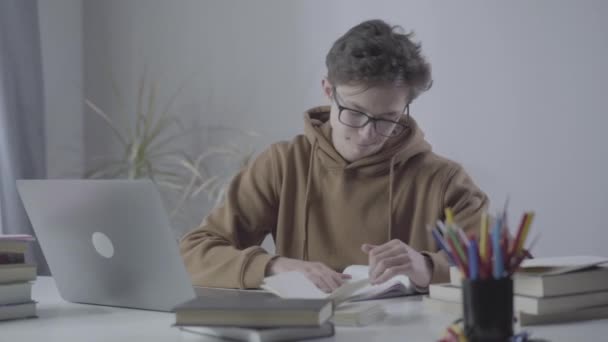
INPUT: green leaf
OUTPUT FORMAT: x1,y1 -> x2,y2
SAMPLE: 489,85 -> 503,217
105,165 -> 129,179
145,116 -> 180,148
146,131 -> 188,155
85,161 -> 127,179
155,180 -> 184,191
150,169 -> 183,180
84,99 -> 127,147
143,80 -> 158,138
148,149 -> 189,162
135,66 -> 147,137
177,157 -> 203,180
191,176 -> 220,198
109,73 -> 126,112
170,175 -> 198,217
158,77 -> 189,125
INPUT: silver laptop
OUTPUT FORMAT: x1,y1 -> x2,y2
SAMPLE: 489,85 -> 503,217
16,179 -> 196,312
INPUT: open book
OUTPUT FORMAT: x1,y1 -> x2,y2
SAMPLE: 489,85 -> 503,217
261,265 -> 418,305
518,255 -> 608,276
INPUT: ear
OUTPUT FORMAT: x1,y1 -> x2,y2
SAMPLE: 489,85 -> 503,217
321,77 -> 333,101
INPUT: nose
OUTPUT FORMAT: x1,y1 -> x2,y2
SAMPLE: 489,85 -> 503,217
360,122 -> 377,141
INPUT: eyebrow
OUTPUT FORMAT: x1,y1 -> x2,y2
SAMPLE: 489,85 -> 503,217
341,99 -> 400,118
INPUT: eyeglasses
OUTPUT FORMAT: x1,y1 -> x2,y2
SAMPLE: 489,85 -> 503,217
332,88 -> 409,138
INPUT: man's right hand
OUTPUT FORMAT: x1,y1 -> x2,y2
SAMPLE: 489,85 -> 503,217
266,257 -> 351,293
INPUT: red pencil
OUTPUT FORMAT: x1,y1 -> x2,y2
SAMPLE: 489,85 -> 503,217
509,251 -> 529,275
501,235 -> 509,273
482,227 -> 493,279
475,241 -> 488,280
509,234 -> 541,275
510,213 -> 528,259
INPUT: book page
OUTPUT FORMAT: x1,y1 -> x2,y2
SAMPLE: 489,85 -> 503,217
327,278 -> 371,304
261,271 -> 371,305
0,234 -> 35,241
520,256 -> 608,276
333,301 -> 386,326
261,272 -> 328,299
343,265 -> 415,300
261,266 -> 416,303
342,265 -> 369,280
521,256 -> 608,268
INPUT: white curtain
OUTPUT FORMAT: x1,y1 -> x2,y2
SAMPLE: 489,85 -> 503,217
0,0 -> 50,275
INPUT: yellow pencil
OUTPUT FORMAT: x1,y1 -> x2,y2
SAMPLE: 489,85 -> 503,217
445,208 -> 454,226
480,212 -> 488,262
516,212 -> 535,254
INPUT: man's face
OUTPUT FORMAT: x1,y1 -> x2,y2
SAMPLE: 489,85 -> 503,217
322,80 -> 409,162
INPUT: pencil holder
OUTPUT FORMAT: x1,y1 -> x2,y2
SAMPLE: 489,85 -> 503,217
462,277 -> 514,342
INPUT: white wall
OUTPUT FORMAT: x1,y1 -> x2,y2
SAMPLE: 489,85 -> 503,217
38,0 -> 84,178
421,1 -> 608,258
78,0 -> 608,256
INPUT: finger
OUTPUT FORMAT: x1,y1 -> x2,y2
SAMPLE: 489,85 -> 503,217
310,275 -> 333,293
367,240 -> 394,252
331,273 -> 346,288
369,245 -> 404,265
322,271 -> 343,291
313,263 -> 344,291
368,239 -> 404,258
388,238 -> 404,246
369,246 -> 407,273
317,275 -> 334,293
361,243 -> 378,253
317,284 -> 332,293
366,240 -> 406,274
315,263 -> 345,282
374,264 -> 409,285
324,267 -> 350,289
370,255 -> 408,281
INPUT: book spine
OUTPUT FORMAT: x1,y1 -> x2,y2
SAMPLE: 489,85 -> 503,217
0,253 -> 25,265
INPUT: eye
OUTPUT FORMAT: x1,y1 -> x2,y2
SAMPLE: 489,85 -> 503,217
382,113 -> 400,121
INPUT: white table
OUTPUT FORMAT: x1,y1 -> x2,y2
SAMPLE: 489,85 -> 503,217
2,277 -> 608,341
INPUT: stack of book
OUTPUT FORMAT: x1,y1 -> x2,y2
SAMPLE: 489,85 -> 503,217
174,266 -> 398,341
424,256 -> 608,326
173,287 -> 335,342
0,234 -> 37,321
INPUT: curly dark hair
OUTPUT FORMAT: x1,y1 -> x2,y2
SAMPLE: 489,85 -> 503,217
326,19 -> 433,102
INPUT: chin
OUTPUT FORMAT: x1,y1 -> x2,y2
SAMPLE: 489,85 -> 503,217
349,146 -> 378,160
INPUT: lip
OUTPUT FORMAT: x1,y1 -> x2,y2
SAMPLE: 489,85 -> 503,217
355,142 -> 379,148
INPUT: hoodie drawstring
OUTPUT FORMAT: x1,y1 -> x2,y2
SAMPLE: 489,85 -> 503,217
302,139 -> 317,260
387,155 -> 397,241
303,144 -> 397,259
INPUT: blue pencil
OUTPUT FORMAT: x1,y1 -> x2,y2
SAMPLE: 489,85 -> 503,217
492,216 -> 504,279
431,227 -> 456,266
468,239 -> 479,280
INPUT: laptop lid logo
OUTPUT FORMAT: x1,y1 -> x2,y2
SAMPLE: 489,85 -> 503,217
92,232 -> 114,258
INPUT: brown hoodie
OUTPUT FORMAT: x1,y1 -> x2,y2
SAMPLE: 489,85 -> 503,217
180,106 -> 488,289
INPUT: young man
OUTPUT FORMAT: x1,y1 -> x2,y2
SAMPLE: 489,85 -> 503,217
180,19 -> 488,293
